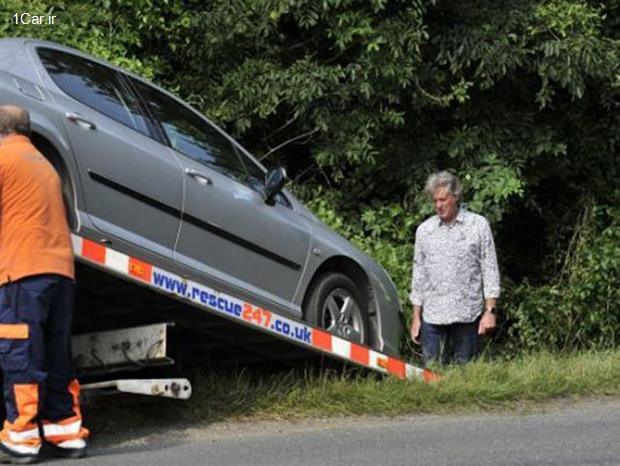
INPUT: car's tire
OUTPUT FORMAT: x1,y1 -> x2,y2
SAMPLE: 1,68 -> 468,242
304,273 -> 369,345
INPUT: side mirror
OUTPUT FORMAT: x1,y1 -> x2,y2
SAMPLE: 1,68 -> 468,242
264,167 -> 287,205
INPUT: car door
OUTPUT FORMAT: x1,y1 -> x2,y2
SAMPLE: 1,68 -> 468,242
129,78 -> 311,304
35,46 -> 183,256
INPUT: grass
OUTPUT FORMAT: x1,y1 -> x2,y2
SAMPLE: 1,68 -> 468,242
86,349 -> 620,433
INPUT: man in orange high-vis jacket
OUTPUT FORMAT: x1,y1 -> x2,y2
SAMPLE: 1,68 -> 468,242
0,105 -> 88,464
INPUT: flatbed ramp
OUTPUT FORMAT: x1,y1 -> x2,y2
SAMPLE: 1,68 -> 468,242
71,234 -> 438,383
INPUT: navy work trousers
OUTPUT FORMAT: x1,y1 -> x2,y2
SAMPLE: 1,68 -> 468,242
421,316 -> 481,366
0,274 -> 76,423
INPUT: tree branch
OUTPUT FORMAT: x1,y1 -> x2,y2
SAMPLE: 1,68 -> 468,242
265,113 -> 299,141
259,128 -> 319,161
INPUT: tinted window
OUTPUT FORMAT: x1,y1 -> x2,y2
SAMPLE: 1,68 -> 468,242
131,78 -> 290,207
37,48 -> 149,136
231,145 -> 264,189
130,78 -> 247,181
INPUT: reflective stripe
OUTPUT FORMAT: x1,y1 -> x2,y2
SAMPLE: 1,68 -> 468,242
81,239 -> 106,264
7,427 -> 39,442
2,385 -> 42,449
129,257 -> 152,282
332,338 -> 350,359
42,380 -> 89,443
12,385 -> 38,430
423,368 -> 441,382
55,439 -> 86,450
68,379 -> 83,419
0,440 -> 40,455
387,358 -> 406,378
0,324 -> 28,339
350,343 -> 369,365
42,420 -> 81,437
312,329 -> 331,351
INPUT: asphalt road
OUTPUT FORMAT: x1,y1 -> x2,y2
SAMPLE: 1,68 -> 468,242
52,398 -> 620,466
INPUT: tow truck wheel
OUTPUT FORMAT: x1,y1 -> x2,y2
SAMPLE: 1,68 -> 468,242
304,273 -> 369,345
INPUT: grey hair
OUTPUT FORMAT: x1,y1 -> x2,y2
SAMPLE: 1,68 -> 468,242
424,171 -> 463,204
0,105 -> 30,137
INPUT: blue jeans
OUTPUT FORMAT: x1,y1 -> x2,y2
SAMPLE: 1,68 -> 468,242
421,317 -> 481,366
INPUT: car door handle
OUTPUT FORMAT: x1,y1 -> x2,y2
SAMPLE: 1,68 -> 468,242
65,112 -> 97,130
185,168 -> 212,186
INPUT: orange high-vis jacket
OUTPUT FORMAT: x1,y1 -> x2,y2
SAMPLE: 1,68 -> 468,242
0,134 -> 74,285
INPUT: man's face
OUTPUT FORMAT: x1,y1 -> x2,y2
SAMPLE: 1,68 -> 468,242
432,186 -> 458,222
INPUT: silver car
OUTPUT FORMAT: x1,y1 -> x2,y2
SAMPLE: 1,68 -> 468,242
0,38 -> 403,355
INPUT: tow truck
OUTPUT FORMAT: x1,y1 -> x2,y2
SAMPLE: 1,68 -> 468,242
72,234 -> 438,401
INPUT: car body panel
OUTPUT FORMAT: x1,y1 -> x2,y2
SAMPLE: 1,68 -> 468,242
30,42 -> 185,258
175,152 -> 312,303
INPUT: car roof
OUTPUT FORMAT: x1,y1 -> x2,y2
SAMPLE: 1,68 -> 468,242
0,37 -> 27,60
0,36 -> 273,178
1,37 -> 142,80
0,37 -> 28,49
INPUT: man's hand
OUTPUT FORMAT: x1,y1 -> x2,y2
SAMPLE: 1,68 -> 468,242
411,305 -> 422,344
411,317 -> 421,344
478,310 -> 496,336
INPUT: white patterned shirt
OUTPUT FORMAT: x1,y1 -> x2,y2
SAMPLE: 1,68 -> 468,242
409,209 -> 500,325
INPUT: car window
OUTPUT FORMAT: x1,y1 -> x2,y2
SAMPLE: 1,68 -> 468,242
129,78 -> 248,182
129,76 -> 291,208
37,48 -> 150,136
231,144 -> 264,189
231,145 -> 291,208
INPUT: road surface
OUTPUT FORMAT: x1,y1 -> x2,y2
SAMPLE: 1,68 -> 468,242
51,398 -> 620,466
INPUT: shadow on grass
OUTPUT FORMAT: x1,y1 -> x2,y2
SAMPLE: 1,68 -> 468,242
84,349 -> 620,441
84,358 -> 376,436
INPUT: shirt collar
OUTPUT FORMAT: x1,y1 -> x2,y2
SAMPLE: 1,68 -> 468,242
0,134 -> 31,148
438,208 -> 465,227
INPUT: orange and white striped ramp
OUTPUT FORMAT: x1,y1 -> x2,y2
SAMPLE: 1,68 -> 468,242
71,234 -> 439,382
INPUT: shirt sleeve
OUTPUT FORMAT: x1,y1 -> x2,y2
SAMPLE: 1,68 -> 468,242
480,218 -> 501,299
409,227 -> 426,306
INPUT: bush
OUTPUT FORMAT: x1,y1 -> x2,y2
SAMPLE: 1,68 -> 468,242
503,201 -> 620,352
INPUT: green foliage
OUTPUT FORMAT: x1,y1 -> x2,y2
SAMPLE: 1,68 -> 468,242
505,201 -> 620,352
1,0 -> 200,79
528,1 -> 617,105
529,1 -> 604,39
0,0 -> 157,75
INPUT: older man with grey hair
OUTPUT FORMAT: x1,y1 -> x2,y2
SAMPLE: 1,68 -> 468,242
409,171 -> 500,365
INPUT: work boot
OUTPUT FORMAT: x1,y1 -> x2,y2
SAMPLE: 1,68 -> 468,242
0,442 -> 39,464
45,439 -> 87,459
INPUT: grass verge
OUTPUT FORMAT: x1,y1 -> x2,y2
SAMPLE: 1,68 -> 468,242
87,349 -> 620,432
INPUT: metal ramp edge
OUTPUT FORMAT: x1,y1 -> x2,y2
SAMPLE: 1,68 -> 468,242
71,234 -> 439,382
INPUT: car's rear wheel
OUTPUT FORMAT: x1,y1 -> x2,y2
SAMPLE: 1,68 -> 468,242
304,273 -> 368,345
